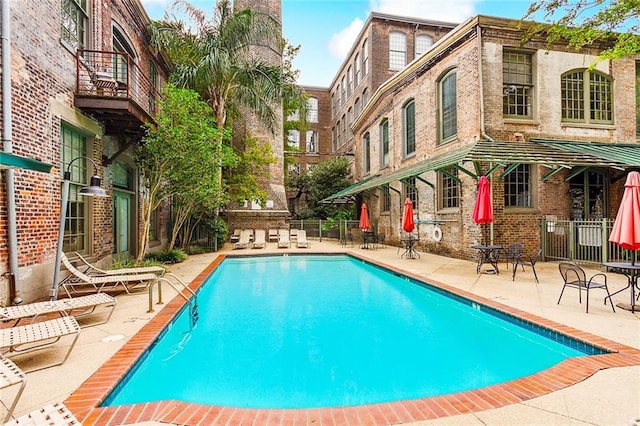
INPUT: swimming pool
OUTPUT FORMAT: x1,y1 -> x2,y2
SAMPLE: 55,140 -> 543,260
104,254 -> 596,409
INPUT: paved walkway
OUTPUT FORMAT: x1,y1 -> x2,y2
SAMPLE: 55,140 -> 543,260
2,240 -> 639,425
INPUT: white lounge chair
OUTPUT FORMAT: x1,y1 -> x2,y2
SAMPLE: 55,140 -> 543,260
2,402 -> 80,426
229,229 -> 241,243
73,252 -> 165,276
0,293 -> 116,327
251,229 -> 266,249
0,316 -> 81,372
233,230 -> 251,249
268,229 -> 279,243
277,229 -> 291,248
296,230 -> 310,248
59,255 -> 158,297
0,355 -> 26,423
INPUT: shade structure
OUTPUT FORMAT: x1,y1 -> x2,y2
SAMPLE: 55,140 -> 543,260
472,176 -> 493,244
609,171 -> 640,263
402,197 -> 415,233
359,203 -> 370,230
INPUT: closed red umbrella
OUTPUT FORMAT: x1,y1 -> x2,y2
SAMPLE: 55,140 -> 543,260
472,176 -> 493,244
609,171 -> 640,263
359,203 -> 370,230
402,197 -> 415,233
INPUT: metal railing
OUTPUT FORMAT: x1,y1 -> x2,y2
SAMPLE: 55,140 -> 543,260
542,218 -> 627,265
289,219 -> 360,242
75,49 -> 161,117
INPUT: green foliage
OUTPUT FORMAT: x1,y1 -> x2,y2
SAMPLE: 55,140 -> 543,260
224,135 -> 277,206
523,0 -> 640,61
145,249 -> 188,264
108,258 -> 166,271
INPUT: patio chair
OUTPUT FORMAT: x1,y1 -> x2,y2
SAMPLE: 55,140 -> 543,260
251,229 -> 267,249
558,262 -> 616,313
375,232 -> 386,248
0,293 -> 116,327
512,248 -> 542,283
229,229 -> 241,243
296,230 -> 310,248
73,252 -> 165,277
277,229 -> 291,248
244,229 -> 255,243
233,230 -> 251,249
59,254 -> 158,297
0,355 -> 26,423
2,402 -> 80,426
268,229 -> 279,243
289,229 -> 299,242
502,242 -> 523,270
0,316 -> 81,372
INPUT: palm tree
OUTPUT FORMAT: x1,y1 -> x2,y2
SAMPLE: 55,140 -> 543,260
149,0 -> 285,132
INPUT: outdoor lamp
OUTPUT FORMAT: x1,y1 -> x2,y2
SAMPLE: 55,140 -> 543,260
50,156 -> 108,300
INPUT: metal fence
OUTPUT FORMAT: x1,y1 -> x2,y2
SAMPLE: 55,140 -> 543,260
542,218 -> 627,265
290,219 -> 361,243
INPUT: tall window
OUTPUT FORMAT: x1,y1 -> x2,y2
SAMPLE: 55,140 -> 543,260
331,92 -> 335,117
439,69 -> 457,143
341,115 -> 346,145
354,97 -> 360,115
288,163 -> 300,178
354,53 -> 361,87
415,34 -> 433,58
389,31 -> 407,71
503,51 -> 533,118
438,168 -> 459,209
306,97 -> 318,123
403,99 -> 416,157
347,107 -> 353,139
362,38 -> 369,76
362,88 -> 369,107
341,76 -> 346,107
332,126 -> 337,152
306,130 -> 318,153
403,177 -> 418,207
504,164 -> 532,208
287,130 -> 300,149
62,0 -> 88,50
561,69 -> 613,124
363,133 -> 371,174
61,125 -> 90,253
380,119 -> 389,167
347,66 -> 353,97
381,185 -> 391,212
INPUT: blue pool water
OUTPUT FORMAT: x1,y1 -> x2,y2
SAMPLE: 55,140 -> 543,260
105,255 -> 591,409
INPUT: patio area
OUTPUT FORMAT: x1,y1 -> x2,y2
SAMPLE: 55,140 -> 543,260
2,240 -> 639,425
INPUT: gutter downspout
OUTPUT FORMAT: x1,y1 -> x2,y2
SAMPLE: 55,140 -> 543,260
1,0 -> 21,304
477,25 -> 495,245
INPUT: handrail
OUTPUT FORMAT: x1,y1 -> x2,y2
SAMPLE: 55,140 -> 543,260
148,273 -> 199,329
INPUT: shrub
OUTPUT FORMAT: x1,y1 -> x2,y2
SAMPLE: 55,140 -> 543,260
145,249 -> 188,264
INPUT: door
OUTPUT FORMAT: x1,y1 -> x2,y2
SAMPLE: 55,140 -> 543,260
113,191 -> 131,259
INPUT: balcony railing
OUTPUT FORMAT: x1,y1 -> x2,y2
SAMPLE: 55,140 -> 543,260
75,49 -> 161,131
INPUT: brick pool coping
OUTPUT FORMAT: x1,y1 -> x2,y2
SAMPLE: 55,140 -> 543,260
65,253 -> 640,425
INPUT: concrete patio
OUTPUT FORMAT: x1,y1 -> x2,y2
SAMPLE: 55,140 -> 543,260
2,239 -> 639,425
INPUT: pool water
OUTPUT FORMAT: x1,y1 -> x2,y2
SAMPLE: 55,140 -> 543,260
105,255 -> 587,409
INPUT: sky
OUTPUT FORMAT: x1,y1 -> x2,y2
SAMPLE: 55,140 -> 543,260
141,0 -> 535,87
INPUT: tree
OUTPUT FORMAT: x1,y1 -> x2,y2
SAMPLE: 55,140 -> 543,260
523,0 -> 640,60
288,157 -> 353,219
136,85 -> 232,261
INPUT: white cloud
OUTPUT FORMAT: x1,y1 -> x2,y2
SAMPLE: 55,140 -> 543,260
327,18 -> 364,59
369,0 -> 478,24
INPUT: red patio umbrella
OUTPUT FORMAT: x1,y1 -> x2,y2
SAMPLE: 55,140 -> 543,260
402,197 -> 415,233
472,176 -> 493,245
609,171 -> 640,264
359,203 -> 370,230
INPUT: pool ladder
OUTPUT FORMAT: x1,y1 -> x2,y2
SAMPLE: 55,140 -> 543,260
148,273 -> 199,329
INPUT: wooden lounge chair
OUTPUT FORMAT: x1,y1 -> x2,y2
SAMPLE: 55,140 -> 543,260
296,230 -> 310,248
59,255 -> 158,297
0,316 -> 81,372
277,229 -> 291,248
2,402 -> 80,426
0,293 -> 116,327
233,230 -> 251,249
0,355 -> 26,423
73,252 -> 165,276
251,229 -> 266,249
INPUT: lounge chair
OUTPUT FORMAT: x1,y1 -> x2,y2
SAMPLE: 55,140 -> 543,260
296,230 -> 310,248
252,229 -> 266,249
244,229 -> 255,243
289,228 -> 299,241
268,229 -> 279,243
0,316 -> 81,372
229,229 -> 241,243
0,293 -> 116,327
59,254 -> 158,297
2,402 -> 80,426
0,355 -> 26,423
277,229 -> 291,248
558,262 -> 616,313
233,230 -> 251,249
73,252 -> 165,276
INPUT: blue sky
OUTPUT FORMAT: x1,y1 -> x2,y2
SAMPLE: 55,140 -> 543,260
141,0 -> 535,87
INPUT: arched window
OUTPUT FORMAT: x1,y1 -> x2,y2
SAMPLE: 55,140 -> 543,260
438,69 -> 457,143
380,119 -> 390,166
389,31 -> 407,71
306,97 -> 318,123
363,133 -> 371,174
561,69 -> 613,124
403,99 -> 416,156
415,34 -> 433,58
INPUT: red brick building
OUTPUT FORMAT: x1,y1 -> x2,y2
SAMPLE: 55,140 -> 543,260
0,0 -> 170,303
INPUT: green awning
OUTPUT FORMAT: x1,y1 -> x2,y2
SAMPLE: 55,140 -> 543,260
532,138 -> 640,168
322,174 -> 380,203
0,152 -> 53,173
